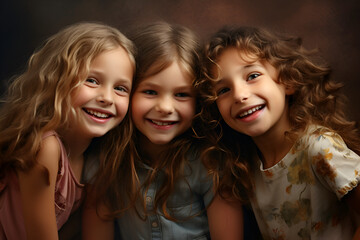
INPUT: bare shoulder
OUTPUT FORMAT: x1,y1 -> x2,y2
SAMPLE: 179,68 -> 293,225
37,135 -> 61,174
18,135 -> 61,186
17,135 -> 61,239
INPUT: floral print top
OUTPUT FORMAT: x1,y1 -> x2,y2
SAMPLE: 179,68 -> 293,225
250,125 -> 360,240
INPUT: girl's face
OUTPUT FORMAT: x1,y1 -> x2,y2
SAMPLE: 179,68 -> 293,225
71,47 -> 133,138
213,47 -> 292,140
131,61 -> 196,145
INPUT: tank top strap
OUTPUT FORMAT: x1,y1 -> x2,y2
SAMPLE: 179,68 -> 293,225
42,130 -> 57,139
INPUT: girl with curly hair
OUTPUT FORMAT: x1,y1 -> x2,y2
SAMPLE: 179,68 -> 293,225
198,26 -> 360,239
0,22 -> 135,240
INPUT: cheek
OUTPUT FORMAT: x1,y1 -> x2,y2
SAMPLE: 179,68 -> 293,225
130,100 -> 148,128
71,87 -> 88,108
267,85 -> 287,106
131,95 -> 144,117
181,100 -> 196,121
116,97 -> 130,117
216,99 -> 227,116
130,106 -> 145,132
130,105 -> 140,121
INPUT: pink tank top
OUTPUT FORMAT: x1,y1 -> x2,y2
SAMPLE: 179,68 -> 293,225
0,131 -> 84,239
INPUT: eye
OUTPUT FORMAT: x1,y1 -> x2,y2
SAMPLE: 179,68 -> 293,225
85,78 -> 99,85
217,87 -> 230,96
175,92 -> 191,98
114,86 -> 128,95
114,86 -> 125,91
143,90 -> 157,95
247,73 -> 261,81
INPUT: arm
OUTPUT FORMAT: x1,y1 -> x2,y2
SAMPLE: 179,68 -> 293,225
345,185 -> 360,214
18,136 -> 60,240
81,187 -> 114,240
344,185 -> 360,240
310,131 -> 360,239
206,194 -> 244,240
58,207 -> 82,240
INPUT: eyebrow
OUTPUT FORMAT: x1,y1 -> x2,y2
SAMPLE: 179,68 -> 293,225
141,80 -> 192,87
138,82 -> 194,92
137,82 -> 159,88
175,86 -> 194,92
89,69 -> 132,83
243,63 -> 261,70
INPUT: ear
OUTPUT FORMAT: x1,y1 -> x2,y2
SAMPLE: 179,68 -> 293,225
285,86 -> 295,95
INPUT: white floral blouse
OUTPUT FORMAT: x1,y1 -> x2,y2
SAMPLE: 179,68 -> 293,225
250,125 -> 360,240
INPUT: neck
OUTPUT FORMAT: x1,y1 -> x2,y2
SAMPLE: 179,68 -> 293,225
57,129 -> 92,162
252,116 -> 294,169
57,128 -> 92,182
139,135 -> 168,166
253,132 -> 293,169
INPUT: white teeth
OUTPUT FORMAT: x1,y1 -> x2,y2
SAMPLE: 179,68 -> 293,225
239,106 -> 263,118
86,109 -> 110,118
151,120 -> 173,126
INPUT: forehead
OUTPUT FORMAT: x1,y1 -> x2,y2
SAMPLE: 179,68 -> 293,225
210,48 -> 257,78
211,47 -> 278,82
217,48 -> 258,67
138,61 -> 193,88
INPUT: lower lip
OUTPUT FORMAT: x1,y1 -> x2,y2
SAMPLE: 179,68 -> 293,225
237,107 -> 264,122
85,111 -> 112,124
147,120 -> 176,130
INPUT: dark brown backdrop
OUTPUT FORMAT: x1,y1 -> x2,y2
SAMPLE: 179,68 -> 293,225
1,0 -> 360,123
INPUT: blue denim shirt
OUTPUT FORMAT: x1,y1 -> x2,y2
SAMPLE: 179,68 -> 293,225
116,151 -> 214,240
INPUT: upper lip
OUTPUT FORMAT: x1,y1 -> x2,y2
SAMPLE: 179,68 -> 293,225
234,104 -> 264,118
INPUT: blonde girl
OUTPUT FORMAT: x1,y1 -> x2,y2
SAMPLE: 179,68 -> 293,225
0,22 -> 135,240
83,21 -> 244,240
198,26 -> 360,240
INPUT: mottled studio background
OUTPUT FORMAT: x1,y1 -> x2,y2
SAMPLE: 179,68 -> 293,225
1,0 -> 360,123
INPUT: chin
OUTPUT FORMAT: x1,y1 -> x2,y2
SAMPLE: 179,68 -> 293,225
89,130 -> 111,138
152,139 -> 172,145
147,136 -> 173,145
245,129 -> 267,138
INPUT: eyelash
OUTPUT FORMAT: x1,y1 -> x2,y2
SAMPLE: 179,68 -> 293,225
86,78 -> 98,85
247,73 -> 261,81
143,90 -> 157,95
142,90 -> 191,98
115,86 -> 127,92
217,88 -> 230,96
175,92 -> 191,98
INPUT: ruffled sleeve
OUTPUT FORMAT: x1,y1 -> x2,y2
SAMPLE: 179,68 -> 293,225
309,129 -> 360,199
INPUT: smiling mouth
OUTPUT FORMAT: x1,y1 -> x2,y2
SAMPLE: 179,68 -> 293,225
238,105 -> 265,118
150,119 -> 177,126
83,108 -> 112,119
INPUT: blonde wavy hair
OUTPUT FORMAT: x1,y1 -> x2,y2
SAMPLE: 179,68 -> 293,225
0,22 -> 136,178
99,21 -> 206,220
196,26 -> 360,202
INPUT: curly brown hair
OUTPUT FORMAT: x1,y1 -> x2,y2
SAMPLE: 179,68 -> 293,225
196,26 -> 360,202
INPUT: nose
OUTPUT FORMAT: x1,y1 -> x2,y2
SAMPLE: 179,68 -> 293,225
155,95 -> 174,114
233,82 -> 249,104
96,87 -> 113,105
